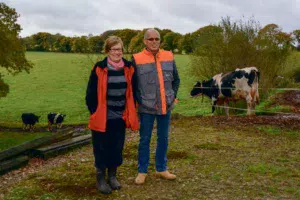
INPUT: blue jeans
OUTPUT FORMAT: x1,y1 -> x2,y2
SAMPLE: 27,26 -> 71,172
138,112 -> 171,173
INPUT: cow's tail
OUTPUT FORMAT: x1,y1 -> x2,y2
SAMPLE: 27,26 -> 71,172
253,70 -> 260,105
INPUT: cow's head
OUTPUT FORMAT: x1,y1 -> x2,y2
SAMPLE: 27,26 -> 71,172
61,114 -> 66,121
35,115 -> 41,123
190,81 -> 203,97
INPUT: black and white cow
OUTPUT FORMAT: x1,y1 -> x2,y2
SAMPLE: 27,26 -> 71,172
48,113 -> 66,131
190,67 -> 260,116
21,113 -> 41,131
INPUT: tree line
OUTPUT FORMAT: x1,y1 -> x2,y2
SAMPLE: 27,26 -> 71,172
21,29 -> 183,53
21,26 -> 300,54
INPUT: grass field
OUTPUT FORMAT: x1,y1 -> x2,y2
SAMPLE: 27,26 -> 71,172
0,52 -> 210,127
1,117 -> 299,199
1,51 -> 299,126
0,131 -> 49,151
1,52 -> 299,199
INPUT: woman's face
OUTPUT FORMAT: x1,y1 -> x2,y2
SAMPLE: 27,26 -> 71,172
108,43 -> 123,62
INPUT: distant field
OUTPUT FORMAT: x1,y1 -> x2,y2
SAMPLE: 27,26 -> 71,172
0,52 -> 210,125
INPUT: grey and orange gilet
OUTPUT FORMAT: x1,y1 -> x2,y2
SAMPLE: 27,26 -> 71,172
133,49 -> 175,115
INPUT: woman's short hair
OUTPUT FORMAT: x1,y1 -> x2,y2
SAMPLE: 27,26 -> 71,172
104,36 -> 123,53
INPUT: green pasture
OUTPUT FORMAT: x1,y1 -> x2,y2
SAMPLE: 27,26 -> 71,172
0,131 -> 49,151
0,52 -> 210,126
0,51 -> 299,126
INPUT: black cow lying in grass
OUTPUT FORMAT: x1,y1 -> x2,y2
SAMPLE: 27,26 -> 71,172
21,113 -> 40,131
48,113 -> 66,131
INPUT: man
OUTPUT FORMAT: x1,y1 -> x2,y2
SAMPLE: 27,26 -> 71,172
132,28 -> 180,185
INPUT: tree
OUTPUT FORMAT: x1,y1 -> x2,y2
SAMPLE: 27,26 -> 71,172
178,33 -> 193,53
0,3 -> 33,98
71,36 -> 89,53
292,29 -> 300,50
191,25 -> 223,52
100,30 -> 117,40
21,36 -> 34,51
190,17 -> 292,89
52,33 -> 63,52
256,24 -> 292,49
156,28 -> 172,43
161,32 -> 182,52
31,32 -> 55,51
115,29 -> 139,53
128,30 -> 144,53
88,36 -> 104,53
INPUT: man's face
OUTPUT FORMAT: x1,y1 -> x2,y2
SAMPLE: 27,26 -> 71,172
143,31 -> 160,53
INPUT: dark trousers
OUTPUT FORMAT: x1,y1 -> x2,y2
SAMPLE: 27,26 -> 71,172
92,119 -> 125,169
138,112 -> 171,173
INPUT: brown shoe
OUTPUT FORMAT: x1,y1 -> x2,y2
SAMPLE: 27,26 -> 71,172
135,173 -> 147,185
155,170 -> 176,180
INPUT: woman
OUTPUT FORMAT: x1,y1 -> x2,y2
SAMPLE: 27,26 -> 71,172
86,36 -> 139,194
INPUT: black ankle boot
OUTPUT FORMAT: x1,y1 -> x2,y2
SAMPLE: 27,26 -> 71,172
108,167 -> 121,190
96,168 -> 112,194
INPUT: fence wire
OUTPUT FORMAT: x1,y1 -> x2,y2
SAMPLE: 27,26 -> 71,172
195,102 -> 297,115
190,86 -> 300,91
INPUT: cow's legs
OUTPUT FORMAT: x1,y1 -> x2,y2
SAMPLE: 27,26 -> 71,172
232,101 -> 237,114
48,121 -> 52,132
251,89 -> 258,115
251,100 -> 256,115
224,100 -> 230,117
246,95 -> 253,116
212,99 -> 217,116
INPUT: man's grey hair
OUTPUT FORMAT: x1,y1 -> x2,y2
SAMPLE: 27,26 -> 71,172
144,28 -> 160,40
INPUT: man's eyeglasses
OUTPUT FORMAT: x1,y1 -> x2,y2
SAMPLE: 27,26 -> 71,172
110,48 -> 123,52
147,38 -> 160,42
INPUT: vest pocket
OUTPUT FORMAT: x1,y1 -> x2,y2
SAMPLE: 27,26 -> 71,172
165,90 -> 175,106
162,62 -> 174,82
163,71 -> 173,93
138,66 -> 156,95
141,92 -> 157,110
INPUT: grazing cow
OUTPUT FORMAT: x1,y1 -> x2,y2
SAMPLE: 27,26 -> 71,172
48,113 -> 66,131
190,67 -> 260,116
21,113 -> 40,131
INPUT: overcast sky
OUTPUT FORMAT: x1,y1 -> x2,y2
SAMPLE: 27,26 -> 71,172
2,0 -> 300,37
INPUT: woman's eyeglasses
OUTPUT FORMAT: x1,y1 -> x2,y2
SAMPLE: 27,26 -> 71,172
110,48 -> 123,52
147,38 -> 160,41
